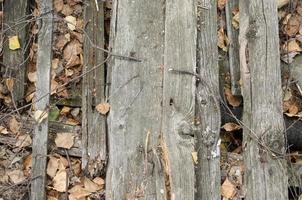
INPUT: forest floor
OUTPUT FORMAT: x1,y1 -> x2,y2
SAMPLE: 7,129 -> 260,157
1,0 -> 302,199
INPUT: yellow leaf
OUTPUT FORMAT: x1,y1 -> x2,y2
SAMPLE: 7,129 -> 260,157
9,36 -> 21,50
191,151 -> 198,164
34,110 -> 48,123
96,102 -> 110,115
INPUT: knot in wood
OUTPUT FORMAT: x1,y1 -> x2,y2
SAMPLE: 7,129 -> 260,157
177,120 -> 193,137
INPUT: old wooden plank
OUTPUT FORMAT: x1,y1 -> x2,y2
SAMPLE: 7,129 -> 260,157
161,0 -> 196,199
225,0 -> 241,95
106,0 -> 165,199
81,0 -> 106,175
30,1 -> 53,199
195,1 -> 221,199
2,0 -> 29,103
239,0 -> 288,199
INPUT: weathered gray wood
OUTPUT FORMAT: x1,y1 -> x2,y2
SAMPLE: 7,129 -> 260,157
195,1 -> 221,199
106,0 -> 165,199
239,1 -> 288,199
30,1 -> 53,199
161,0 -> 196,199
225,0 -> 241,95
82,0 -> 106,175
2,0 -> 29,103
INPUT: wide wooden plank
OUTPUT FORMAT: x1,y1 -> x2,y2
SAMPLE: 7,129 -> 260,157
2,0 -> 29,103
81,0 -> 106,175
195,1 -> 221,199
161,0 -> 196,199
106,0 -> 165,199
239,0 -> 288,199
30,1 -> 53,199
225,0 -> 241,95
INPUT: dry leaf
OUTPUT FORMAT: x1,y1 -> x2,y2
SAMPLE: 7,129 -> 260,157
84,177 -> 102,193
16,134 -> 32,148
93,177 -> 105,189
23,154 -> 32,174
232,12 -> 239,30
217,28 -> 229,52
68,185 -> 91,200
47,156 -> 59,178
55,132 -> 75,149
191,151 -> 198,164
0,126 -> 9,134
282,40 -> 302,53
34,110 -> 48,123
9,117 -> 20,134
225,88 -> 242,107
283,15 -> 301,37
7,170 -> 26,184
28,71 -> 37,83
65,118 -> 80,125
9,36 -> 21,50
54,0 -> 64,12
63,40 -> 82,68
221,178 -> 236,199
96,102 -> 111,115
53,169 -> 68,192
5,78 -> 14,92
222,123 -> 241,132
60,106 -> 71,115
65,16 -> 77,31
218,0 -> 226,10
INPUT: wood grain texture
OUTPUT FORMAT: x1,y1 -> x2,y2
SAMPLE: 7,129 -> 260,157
162,0 -> 196,199
225,0 -> 241,95
2,0 -> 29,102
239,0 -> 288,199
106,0 -> 165,199
82,0 -> 106,175
30,1 -> 53,199
195,1 -> 221,199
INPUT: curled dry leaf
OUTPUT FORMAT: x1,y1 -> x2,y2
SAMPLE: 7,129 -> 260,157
222,123 -> 241,132
282,40 -> 302,53
218,28 -> 229,52
84,177 -> 102,193
283,15 -> 301,37
55,132 -> 75,149
0,126 -> 9,134
68,185 -> 91,200
47,156 -> 59,178
225,88 -> 242,107
27,71 -> 37,83
96,102 -> 111,115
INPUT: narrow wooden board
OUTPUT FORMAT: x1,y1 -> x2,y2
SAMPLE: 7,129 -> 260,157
82,0 -> 106,175
195,1 -> 221,199
106,0 -> 165,199
161,0 -> 197,199
225,0 -> 241,95
30,1 -> 53,199
2,0 -> 29,103
239,0 -> 288,199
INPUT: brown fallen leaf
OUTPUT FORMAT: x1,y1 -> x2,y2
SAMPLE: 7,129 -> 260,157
0,126 -> 9,134
54,0 -> 64,12
5,78 -> 14,92
93,177 -> 105,189
7,170 -> 26,184
283,15 -> 301,37
84,177 -> 102,193
9,117 -> 21,134
221,178 -> 236,199
55,132 -> 75,149
53,169 -> 68,192
96,102 -> 111,115
68,185 -> 91,200
16,134 -> 32,148
222,122 -> 241,132
47,156 -> 59,178
217,28 -> 229,52
225,88 -> 242,107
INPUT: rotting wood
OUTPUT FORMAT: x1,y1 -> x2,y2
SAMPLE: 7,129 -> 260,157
30,1 -> 53,199
106,0 -> 165,199
225,0 -> 241,95
239,0 -> 288,199
161,0 -> 196,199
195,0 -> 221,199
82,0 -> 106,175
2,0 -> 29,103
